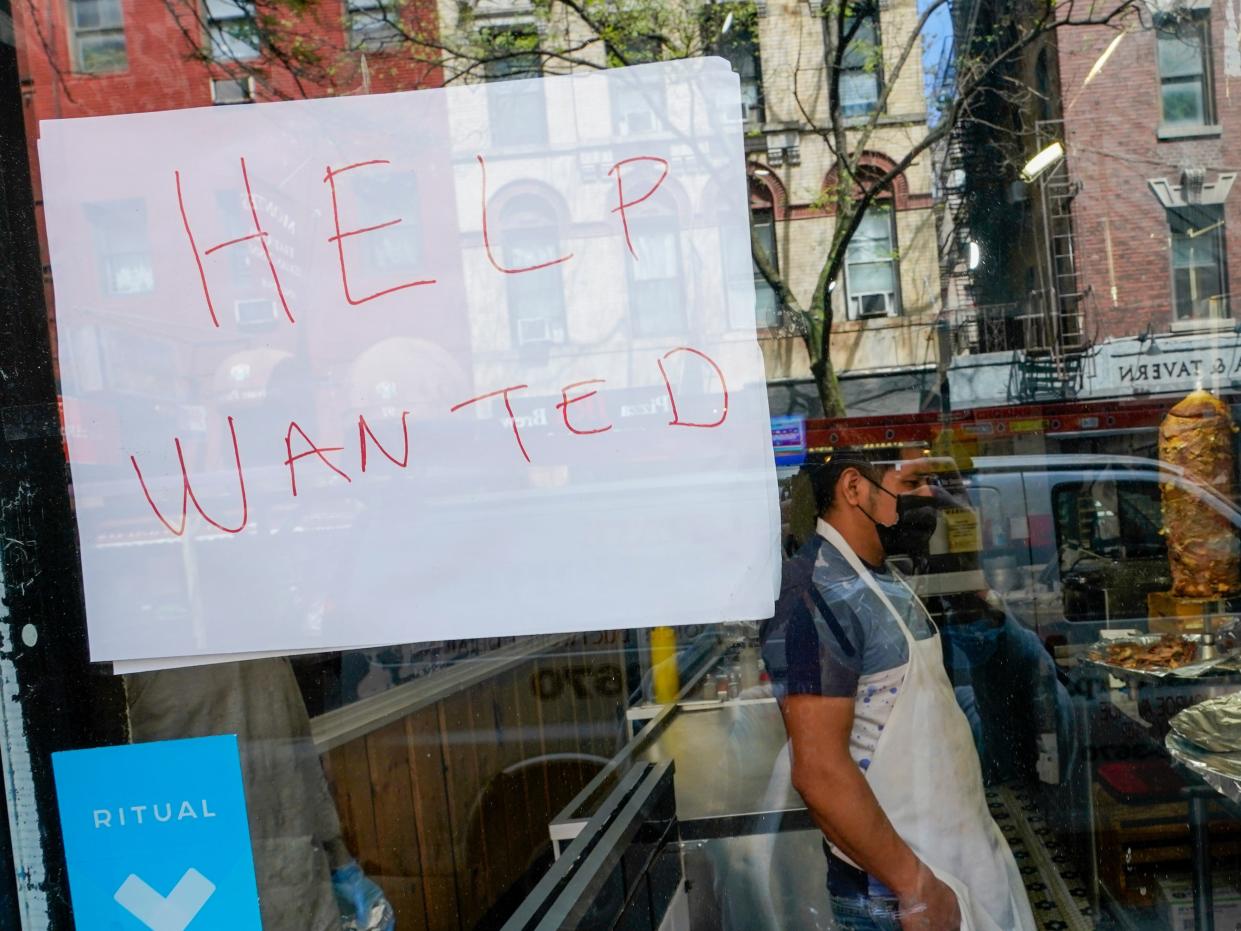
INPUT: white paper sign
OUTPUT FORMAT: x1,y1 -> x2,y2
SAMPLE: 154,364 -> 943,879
39,59 -> 780,667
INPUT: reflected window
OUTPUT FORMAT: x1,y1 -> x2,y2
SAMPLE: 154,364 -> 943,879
1051,481 -> 1170,622
751,207 -> 780,326
1157,12 -> 1213,128
68,0 -> 128,72
610,39 -> 666,138
706,9 -> 764,126
844,205 -> 899,319
85,199 -> 154,296
607,33 -> 661,68
1169,205 -> 1228,320
628,218 -> 684,337
499,196 -> 568,347
836,1 -> 881,118
206,0 -> 260,60
348,0 -> 403,52
483,32 -> 547,147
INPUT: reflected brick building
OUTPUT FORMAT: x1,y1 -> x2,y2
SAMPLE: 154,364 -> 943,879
946,0 -> 1241,409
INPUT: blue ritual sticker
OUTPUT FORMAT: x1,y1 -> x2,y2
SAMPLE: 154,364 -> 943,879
52,734 -> 260,930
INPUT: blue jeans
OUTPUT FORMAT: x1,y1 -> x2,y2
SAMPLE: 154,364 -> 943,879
829,893 -> 902,931
826,847 -> 902,930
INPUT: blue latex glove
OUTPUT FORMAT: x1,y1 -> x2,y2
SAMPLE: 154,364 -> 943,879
331,860 -> 395,931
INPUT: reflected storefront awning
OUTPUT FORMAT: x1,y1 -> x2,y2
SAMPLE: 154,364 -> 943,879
767,368 -> 937,419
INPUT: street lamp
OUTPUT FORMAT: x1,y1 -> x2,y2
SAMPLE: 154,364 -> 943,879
1020,141 -> 1064,183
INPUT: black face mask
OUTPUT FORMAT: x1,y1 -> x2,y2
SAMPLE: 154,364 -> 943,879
859,476 -> 940,559
877,495 -> 940,559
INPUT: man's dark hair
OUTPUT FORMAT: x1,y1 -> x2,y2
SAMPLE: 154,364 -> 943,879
808,446 -> 903,515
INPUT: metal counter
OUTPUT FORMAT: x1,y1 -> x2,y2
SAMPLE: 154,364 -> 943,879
631,698 -> 810,836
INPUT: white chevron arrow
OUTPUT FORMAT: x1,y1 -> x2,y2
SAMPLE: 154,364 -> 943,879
114,869 -> 216,931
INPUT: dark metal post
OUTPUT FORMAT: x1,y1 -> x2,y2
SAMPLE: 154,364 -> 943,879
1186,789 -> 1214,931
0,6 -> 127,927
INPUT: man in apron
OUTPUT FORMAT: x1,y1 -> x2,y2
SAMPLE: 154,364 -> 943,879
761,449 -> 1036,931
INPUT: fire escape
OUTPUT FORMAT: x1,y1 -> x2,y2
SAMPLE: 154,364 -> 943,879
938,110 -> 1091,402
1012,119 -> 1090,402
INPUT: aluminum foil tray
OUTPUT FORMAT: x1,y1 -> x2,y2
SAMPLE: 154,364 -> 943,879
1167,732 -> 1241,807
1169,692 -> 1241,753
1081,634 -> 1241,681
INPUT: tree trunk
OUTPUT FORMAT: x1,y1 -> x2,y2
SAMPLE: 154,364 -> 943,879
811,354 -> 846,419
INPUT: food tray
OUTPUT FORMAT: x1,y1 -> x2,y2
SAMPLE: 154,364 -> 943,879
1166,732 -> 1241,807
1081,634 -> 1241,681
1169,692 -> 1241,753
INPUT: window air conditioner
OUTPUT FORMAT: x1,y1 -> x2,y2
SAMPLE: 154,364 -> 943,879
854,292 -> 895,318
235,298 -> 276,329
517,317 -> 552,345
211,77 -> 254,105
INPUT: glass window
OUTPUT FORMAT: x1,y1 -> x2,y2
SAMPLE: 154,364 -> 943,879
499,196 -> 568,347
610,39 -> 666,138
708,10 -> 765,126
483,33 -> 547,147
205,0 -> 260,60
837,2 -> 881,118
347,0 -> 403,52
1157,13 -> 1213,127
16,5 -> 1241,931
752,207 -> 780,327
844,206 -> 899,318
1169,205 -> 1228,320
68,0 -> 128,72
1051,480 -> 1172,623
85,199 -> 154,295
628,219 -> 684,336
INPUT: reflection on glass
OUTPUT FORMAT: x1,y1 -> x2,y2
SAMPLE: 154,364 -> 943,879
845,206 -> 898,319
69,0 -> 128,72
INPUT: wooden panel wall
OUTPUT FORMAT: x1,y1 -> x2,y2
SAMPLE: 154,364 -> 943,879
323,633 -> 629,931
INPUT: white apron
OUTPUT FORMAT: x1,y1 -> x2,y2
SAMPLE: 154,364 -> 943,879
820,522 -> 1036,931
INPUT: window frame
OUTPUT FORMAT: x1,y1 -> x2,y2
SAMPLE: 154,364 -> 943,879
1168,204 -> 1230,321
482,30 -> 549,148
346,0 -> 404,53
85,198 -> 155,297
626,216 -> 686,338
751,205 -> 780,328
67,0 -> 129,73
496,196 -> 570,349
205,0 -> 260,61
1156,10 -> 1215,130
843,203 -> 901,320
833,0 -> 883,120
704,7 -> 765,127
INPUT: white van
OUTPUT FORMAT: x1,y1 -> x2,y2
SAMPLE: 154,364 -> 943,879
961,454 -> 1241,649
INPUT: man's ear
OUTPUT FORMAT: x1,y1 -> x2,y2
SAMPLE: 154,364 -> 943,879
837,466 -> 865,507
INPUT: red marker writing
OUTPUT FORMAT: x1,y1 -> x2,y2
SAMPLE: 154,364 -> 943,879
176,158 -> 295,327
284,421 -> 352,497
358,411 -> 411,472
451,384 -> 532,462
478,154 -> 574,275
657,346 -> 729,428
130,416 -> 249,535
556,380 -> 612,435
608,156 -> 670,260
324,159 -> 437,304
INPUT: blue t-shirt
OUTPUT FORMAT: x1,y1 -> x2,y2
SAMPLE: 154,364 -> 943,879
761,526 -> 936,771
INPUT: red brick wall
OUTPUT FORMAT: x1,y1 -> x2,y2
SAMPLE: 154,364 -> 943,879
1059,6 -> 1241,340
14,0 -> 442,364
15,0 -> 442,120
